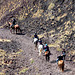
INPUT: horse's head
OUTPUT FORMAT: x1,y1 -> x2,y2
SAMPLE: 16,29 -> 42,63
8,22 -> 12,26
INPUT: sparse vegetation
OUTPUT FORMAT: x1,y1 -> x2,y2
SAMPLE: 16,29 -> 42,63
0,0 -> 75,75
19,68 -> 29,74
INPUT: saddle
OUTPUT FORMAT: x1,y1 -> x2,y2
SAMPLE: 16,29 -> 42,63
45,51 -> 49,55
58,60 -> 64,64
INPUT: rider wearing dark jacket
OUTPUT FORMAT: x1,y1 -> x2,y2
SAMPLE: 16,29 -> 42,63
11,19 -> 16,28
57,55 -> 63,60
44,44 -> 50,61
62,49 -> 66,60
56,55 -> 63,64
38,39 -> 42,44
44,44 -> 49,51
12,19 -> 16,25
34,32 -> 39,39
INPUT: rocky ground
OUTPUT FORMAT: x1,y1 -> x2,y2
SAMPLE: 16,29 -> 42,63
0,0 -> 75,50
0,28 -> 75,75
0,0 -> 75,75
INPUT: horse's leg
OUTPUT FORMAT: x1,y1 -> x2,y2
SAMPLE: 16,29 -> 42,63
58,62 -> 64,72
35,42 -> 38,50
46,54 -> 49,61
45,55 -> 47,61
10,28 -> 12,33
17,27 -> 19,33
19,27 -> 22,33
13,28 -> 15,33
62,62 -> 64,72
59,65 -> 61,70
48,54 -> 50,61
15,28 -> 17,34
58,63 -> 61,70
63,55 -> 66,60
40,49 -> 42,56
35,43 -> 37,50
36,42 -> 38,50
39,49 -> 40,56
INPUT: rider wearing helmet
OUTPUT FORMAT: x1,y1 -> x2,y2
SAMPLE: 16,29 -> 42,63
44,44 -> 50,61
44,44 -> 49,51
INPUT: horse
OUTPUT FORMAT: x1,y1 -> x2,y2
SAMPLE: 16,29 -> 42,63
38,43 -> 43,56
33,38 -> 38,50
58,60 -> 64,72
8,22 -> 22,34
45,51 -> 50,61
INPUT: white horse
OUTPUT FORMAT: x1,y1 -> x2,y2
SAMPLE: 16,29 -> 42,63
33,38 -> 38,50
38,43 -> 43,56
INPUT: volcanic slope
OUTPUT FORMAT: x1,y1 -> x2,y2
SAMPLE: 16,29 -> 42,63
0,28 -> 75,75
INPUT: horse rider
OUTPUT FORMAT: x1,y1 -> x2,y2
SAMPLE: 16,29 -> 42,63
62,49 -> 66,60
34,32 -> 39,39
33,32 -> 39,49
56,55 -> 63,64
10,18 -> 16,28
44,44 -> 50,61
44,44 -> 49,52
33,32 -> 39,42
38,38 -> 42,45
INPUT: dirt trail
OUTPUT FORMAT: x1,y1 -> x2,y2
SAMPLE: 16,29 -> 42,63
0,28 -> 75,75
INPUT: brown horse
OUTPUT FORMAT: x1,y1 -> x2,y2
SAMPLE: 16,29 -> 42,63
45,51 -> 50,61
8,22 -> 22,34
58,60 -> 64,72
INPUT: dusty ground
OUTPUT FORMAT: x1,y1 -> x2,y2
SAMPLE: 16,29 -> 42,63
0,0 -> 75,75
0,28 -> 75,75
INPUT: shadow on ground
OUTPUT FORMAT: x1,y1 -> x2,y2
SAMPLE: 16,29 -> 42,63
64,69 -> 72,72
50,60 -> 56,63
16,33 -> 25,35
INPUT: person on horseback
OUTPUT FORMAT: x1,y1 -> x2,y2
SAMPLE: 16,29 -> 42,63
56,55 -> 63,63
62,49 -> 66,60
44,44 -> 50,61
33,32 -> 39,50
10,18 -> 16,28
13,18 -> 16,25
38,38 -> 42,45
44,44 -> 49,51
34,32 -> 39,39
